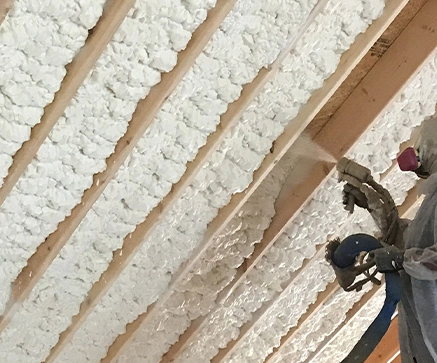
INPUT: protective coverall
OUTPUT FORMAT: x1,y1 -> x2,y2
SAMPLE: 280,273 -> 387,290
340,117 -> 437,362
395,117 -> 437,363
345,116 -> 437,362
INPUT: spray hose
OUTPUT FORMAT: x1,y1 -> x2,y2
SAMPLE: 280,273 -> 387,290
325,158 -> 403,363
327,234 -> 401,363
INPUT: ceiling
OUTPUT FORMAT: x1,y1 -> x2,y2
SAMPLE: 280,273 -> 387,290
0,0 -> 436,362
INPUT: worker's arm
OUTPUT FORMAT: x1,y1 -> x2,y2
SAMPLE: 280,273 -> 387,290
342,183 -> 394,238
403,245 -> 437,280
402,199 -> 437,280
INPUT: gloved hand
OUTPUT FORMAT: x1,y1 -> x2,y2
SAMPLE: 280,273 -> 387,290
369,245 -> 404,273
342,183 -> 369,212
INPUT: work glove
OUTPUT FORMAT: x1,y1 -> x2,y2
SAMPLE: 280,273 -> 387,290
342,183 -> 369,212
369,245 -> 404,273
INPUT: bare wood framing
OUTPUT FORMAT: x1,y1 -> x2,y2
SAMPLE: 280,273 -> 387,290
365,317 -> 399,363
90,2 -> 334,361
144,1 -> 411,361
0,0 -> 135,207
0,0 -> 237,349
306,0 -> 428,138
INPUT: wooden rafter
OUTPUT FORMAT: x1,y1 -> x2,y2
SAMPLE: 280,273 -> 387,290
158,1 -> 416,360
210,149 -> 421,362
305,0 -> 428,139
0,0 -> 237,349
0,0 -> 135,207
273,184 -> 424,363
365,317 -> 399,363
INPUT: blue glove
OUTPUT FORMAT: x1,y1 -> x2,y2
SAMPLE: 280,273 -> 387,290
369,245 -> 404,273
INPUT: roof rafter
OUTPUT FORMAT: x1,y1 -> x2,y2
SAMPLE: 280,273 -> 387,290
0,0 -> 237,348
272,184 -> 423,363
159,1 -> 415,359
365,317 -> 399,363
305,0 -> 427,139
0,0 -> 134,207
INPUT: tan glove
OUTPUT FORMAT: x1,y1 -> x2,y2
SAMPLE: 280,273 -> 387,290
342,183 -> 369,213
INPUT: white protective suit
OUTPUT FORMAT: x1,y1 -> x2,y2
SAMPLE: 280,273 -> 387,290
397,117 -> 437,363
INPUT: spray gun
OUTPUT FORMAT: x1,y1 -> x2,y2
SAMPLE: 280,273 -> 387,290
325,158 -> 402,363
337,157 -> 373,214
336,157 -> 401,246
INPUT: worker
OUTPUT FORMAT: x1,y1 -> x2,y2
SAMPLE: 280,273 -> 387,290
343,116 -> 437,362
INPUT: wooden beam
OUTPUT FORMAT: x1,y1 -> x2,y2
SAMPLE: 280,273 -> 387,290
0,0 -> 134,207
94,3 -> 333,362
306,0 -> 428,139
128,2 -> 409,361
0,0 -> 236,347
0,0 -> 13,26
219,0 -> 437,303
365,317 -> 399,363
